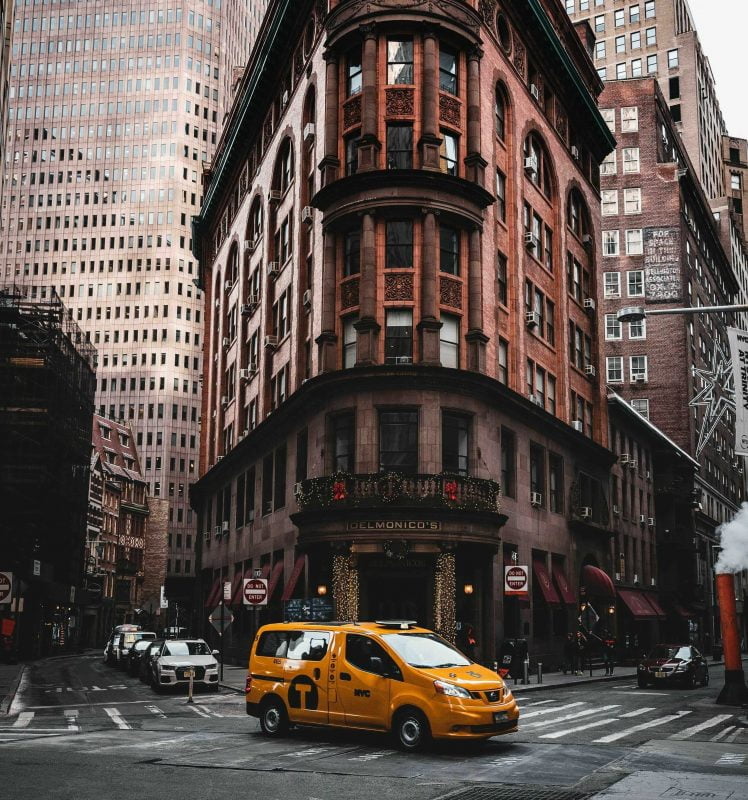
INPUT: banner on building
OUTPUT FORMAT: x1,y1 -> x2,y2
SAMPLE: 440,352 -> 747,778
504,565 -> 529,597
728,327 -> 748,455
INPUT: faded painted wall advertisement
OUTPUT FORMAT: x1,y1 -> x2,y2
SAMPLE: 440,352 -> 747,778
644,227 -> 681,302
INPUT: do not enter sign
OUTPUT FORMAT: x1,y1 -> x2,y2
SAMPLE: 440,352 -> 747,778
504,565 -> 529,597
243,577 -> 268,606
0,572 -> 13,605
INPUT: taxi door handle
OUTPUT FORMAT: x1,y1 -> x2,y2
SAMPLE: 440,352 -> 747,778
313,668 -> 321,680
340,672 -> 351,681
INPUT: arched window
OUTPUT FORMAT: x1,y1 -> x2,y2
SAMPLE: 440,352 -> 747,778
567,188 -> 591,239
248,196 -> 263,244
523,132 -> 553,198
495,82 -> 508,141
227,243 -> 239,287
212,272 -> 222,347
303,85 -> 316,128
272,138 -> 294,194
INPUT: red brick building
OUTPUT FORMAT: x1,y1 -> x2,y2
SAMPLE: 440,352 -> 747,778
191,0 -> 618,664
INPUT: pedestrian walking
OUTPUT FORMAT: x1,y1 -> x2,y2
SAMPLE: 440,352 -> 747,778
601,629 -> 616,676
562,633 -> 575,674
573,630 -> 587,675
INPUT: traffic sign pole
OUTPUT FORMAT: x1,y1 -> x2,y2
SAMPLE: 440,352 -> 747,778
219,599 -> 224,682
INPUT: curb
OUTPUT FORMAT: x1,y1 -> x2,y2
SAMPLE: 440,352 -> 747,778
220,682 -> 245,694
512,672 -> 637,693
0,664 -> 26,716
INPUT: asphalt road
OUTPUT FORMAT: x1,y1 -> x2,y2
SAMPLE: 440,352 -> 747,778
1,654 -> 747,800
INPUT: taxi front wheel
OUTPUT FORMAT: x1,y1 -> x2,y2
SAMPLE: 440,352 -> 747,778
393,708 -> 430,752
259,697 -> 289,737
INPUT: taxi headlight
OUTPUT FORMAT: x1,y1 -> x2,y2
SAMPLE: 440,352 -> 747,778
434,679 -> 471,699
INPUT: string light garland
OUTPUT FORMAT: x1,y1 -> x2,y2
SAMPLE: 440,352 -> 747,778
434,551 -> 456,643
332,553 -> 359,621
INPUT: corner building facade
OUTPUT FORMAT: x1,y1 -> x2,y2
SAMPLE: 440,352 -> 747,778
192,0 -> 616,664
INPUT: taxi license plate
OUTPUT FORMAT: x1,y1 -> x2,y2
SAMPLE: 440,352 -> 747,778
655,671 -> 666,678
493,711 -> 508,723
184,669 -> 195,678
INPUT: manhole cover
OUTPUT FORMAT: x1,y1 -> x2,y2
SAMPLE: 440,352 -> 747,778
438,786 -> 588,800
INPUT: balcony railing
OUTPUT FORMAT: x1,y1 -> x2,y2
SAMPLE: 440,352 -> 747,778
295,473 -> 501,514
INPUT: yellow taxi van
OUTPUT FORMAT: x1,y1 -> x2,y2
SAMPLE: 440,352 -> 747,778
245,620 -> 519,750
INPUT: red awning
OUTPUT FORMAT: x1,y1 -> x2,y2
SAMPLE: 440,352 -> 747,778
204,577 -> 221,608
551,562 -> 576,605
281,555 -> 307,602
642,593 -> 667,620
581,565 -> 616,598
267,561 -> 284,601
672,602 -> 696,619
618,589 -> 660,620
533,559 -> 561,605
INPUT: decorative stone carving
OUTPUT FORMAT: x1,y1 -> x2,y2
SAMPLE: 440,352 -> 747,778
315,0 -> 327,30
385,88 -> 415,117
343,95 -> 362,129
513,38 -> 526,79
329,0 -> 480,38
384,273 -> 414,301
478,0 -> 496,23
556,110 -> 568,140
440,276 -> 463,309
439,94 -> 461,127
341,278 -> 360,309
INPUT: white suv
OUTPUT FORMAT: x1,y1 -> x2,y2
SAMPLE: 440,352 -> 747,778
149,639 -> 220,691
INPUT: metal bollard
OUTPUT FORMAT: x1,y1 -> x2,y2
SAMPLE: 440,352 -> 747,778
537,661 -> 543,684
523,657 -> 529,685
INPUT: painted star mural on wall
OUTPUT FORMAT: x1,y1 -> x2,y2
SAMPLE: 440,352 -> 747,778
689,341 -> 736,458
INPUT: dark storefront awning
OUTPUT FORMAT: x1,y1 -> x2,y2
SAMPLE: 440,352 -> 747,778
204,577 -> 221,608
581,565 -> 615,598
533,559 -> 561,605
552,562 -> 576,605
672,602 -> 697,619
267,561 -> 284,602
281,556 -> 306,602
642,594 -> 667,620
618,589 -> 660,620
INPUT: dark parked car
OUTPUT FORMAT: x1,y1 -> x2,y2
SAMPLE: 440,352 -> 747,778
637,644 -> 709,688
139,639 -> 164,683
103,624 -> 141,665
127,638 -> 157,677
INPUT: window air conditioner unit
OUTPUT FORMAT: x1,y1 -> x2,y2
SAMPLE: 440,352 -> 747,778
524,231 -> 538,250
244,239 -> 254,252
240,304 -> 254,316
216,455 -> 223,462
529,393 -> 543,406
647,517 -> 655,527
619,453 -> 630,464
633,573 -> 640,584
204,530 -> 211,542
530,491 -> 543,507
215,297 -> 220,308
221,395 -> 229,406
571,145 -> 580,160
303,122 -> 315,143
302,288 -> 312,308
225,280 -> 233,290
269,189 -> 282,203
612,504 -> 620,515
582,233 -> 593,246
525,310 -> 540,328
239,368 -> 253,380
524,154 -> 538,174
268,261 -> 280,277
632,374 -> 647,383
585,364 -> 596,378
212,409 -> 217,419
248,360 -> 258,374
213,525 -> 221,537
264,335 -> 278,350
222,337 -> 230,348
580,506 -> 593,519
301,206 -> 313,225
530,83 -> 539,100
247,293 -> 259,307
645,470 -> 651,479
222,521 -> 230,533
639,514 -> 646,524
583,297 -> 596,311
628,459 -> 637,470
650,577 -> 656,587
572,420 -> 584,432
614,572 -> 621,581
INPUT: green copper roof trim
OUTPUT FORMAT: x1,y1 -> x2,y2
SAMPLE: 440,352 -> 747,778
200,0 -> 294,228
525,0 -> 616,154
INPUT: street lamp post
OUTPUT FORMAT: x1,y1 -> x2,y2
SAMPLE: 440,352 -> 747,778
616,304 -> 748,323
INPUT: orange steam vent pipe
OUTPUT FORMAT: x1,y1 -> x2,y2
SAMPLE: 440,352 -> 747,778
715,572 -> 748,706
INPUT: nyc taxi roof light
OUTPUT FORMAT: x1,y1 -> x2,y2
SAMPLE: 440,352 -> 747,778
434,679 -> 471,699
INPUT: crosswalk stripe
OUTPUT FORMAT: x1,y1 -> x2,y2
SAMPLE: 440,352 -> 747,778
716,753 -> 746,766
593,711 -> 692,743
725,728 -> 743,743
187,705 -> 211,718
145,705 -> 166,718
104,707 -> 131,730
196,704 -> 223,718
619,707 -> 655,718
668,714 -> 733,740
520,699 -> 557,707
710,725 -> 736,742
64,709 -> 80,731
539,717 -> 619,739
11,712 -> 34,728
523,705 -> 620,730
520,702 -> 586,720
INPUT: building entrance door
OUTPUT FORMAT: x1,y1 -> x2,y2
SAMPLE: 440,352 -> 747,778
359,556 -> 432,625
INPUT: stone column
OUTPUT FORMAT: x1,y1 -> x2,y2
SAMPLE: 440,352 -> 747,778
315,228 -> 338,372
357,24 -> 381,171
419,28 -> 441,170
355,212 -> 380,363
465,225 -> 488,372
464,46 -> 487,186
418,208 -> 442,364
319,51 -> 340,186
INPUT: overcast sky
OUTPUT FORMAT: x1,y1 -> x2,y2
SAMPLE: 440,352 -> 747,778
688,0 -> 748,138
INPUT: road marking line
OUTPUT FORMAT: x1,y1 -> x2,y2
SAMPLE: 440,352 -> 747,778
716,753 -> 746,766
25,700 -> 158,710
196,704 -> 223,718
539,717 -> 619,739
593,711 -> 692,743
349,750 -> 396,762
520,699 -> 557,707
612,691 -> 670,696
64,709 -> 80,731
668,714 -> 733,740
710,726 -> 736,742
104,707 -> 131,730
523,705 -> 621,730
519,702 -> 586,720
187,705 -> 211,718
12,712 -> 34,728
145,705 -> 166,718
619,707 -> 656,718
725,728 -> 742,743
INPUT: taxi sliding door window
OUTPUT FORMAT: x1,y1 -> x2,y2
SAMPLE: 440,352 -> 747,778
256,630 -> 331,660
346,634 -> 402,678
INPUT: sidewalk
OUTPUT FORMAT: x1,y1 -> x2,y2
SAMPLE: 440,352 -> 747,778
0,662 -> 26,715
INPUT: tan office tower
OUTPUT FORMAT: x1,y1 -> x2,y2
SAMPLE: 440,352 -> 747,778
565,0 -> 726,201
0,1 -> 265,621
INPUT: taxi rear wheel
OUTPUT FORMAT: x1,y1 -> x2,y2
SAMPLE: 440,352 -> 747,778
393,708 -> 430,752
259,697 -> 289,737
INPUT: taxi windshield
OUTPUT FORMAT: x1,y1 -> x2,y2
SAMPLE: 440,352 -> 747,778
382,632 -> 471,668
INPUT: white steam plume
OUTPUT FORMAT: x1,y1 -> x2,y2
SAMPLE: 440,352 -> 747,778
715,501 -> 748,574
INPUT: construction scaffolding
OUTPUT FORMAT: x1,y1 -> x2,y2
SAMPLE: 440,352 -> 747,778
0,284 -> 96,657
